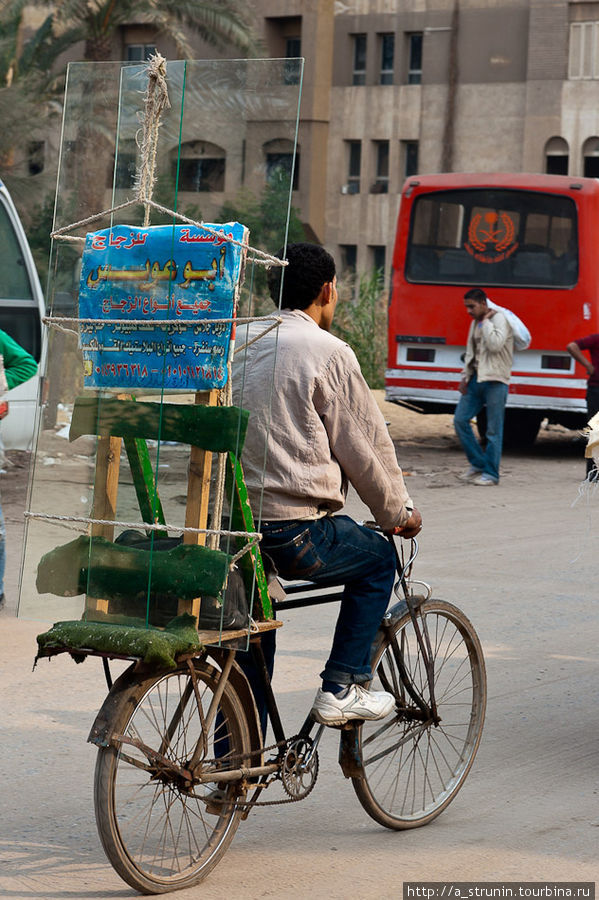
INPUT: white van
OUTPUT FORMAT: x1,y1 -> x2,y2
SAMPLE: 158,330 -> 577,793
0,178 -> 45,450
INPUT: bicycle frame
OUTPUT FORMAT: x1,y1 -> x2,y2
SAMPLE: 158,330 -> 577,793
202,536 -> 441,798
86,529 -> 486,899
90,535 -> 440,802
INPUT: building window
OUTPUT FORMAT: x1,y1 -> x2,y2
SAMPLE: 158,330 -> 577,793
174,141 -> 226,192
401,140 -> 419,178
343,140 -> 361,194
126,44 -> 156,62
352,34 -> 367,85
266,152 -> 299,190
407,32 -> 423,84
544,137 -> 568,175
264,138 -> 299,190
369,245 -> 386,273
379,33 -> 395,84
63,140 -> 77,176
569,22 -> 599,79
284,36 -> 301,84
111,140 -> 137,189
178,159 -> 225,192
371,140 -> 389,193
583,136 -> 599,176
339,244 -> 357,272
28,141 -> 45,176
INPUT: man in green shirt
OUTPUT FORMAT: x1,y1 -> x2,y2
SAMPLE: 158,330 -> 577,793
0,329 -> 37,609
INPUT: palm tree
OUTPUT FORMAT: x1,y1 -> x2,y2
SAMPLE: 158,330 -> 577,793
0,0 -> 261,215
0,3 -> 64,207
6,0 -> 260,62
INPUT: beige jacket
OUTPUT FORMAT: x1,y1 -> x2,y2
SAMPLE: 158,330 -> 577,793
462,311 -> 514,385
231,309 -> 413,530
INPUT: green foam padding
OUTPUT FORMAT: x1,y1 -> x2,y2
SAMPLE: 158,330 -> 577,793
36,613 -> 202,669
36,534 -> 230,603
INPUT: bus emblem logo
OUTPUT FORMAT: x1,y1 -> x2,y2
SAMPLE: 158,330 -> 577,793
465,212 -> 518,262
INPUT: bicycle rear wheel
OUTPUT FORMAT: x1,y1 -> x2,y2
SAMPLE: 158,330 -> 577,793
352,599 -> 486,829
94,658 -> 252,894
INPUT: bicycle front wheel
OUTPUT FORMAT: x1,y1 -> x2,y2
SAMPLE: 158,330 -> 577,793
353,599 -> 486,829
94,658 -> 252,894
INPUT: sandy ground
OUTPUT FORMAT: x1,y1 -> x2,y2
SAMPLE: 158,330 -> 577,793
0,394 -> 597,899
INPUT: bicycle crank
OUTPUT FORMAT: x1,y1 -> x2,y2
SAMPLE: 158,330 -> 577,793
281,737 -> 319,800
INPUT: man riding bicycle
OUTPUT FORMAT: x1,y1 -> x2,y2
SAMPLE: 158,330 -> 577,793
232,243 -> 421,728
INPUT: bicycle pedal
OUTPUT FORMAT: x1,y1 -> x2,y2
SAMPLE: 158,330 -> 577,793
204,786 -> 228,815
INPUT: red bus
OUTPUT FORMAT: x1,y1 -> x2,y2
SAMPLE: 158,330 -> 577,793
386,172 -> 597,445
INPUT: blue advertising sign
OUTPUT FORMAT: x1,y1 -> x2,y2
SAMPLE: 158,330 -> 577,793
78,222 -> 248,390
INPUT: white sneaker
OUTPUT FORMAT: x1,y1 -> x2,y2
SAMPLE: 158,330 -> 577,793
471,473 -> 498,486
311,684 -> 396,726
458,465 -> 482,482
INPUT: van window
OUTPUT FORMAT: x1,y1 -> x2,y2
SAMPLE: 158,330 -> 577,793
0,198 -> 35,301
0,308 -> 41,361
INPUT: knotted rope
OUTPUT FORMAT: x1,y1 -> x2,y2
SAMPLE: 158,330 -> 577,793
135,53 -> 171,225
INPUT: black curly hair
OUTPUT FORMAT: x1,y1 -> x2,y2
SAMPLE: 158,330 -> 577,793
267,242 -> 336,310
463,288 -> 488,303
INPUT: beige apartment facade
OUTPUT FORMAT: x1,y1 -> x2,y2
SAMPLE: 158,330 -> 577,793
252,0 -> 599,276
16,1 -> 599,277
316,0 -> 599,276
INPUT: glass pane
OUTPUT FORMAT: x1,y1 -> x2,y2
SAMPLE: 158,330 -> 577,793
349,141 -> 361,177
406,188 -> 578,287
354,34 -> 367,69
377,141 -> 389,177
353,34 -> 367,84
380,33 -> 394,83
408,32 -> 423,83
409,33 -> 423,70
405,141 -> 419,177
20,58 -> 302,639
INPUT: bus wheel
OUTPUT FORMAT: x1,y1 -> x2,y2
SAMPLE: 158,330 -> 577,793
503,410 -> 543,448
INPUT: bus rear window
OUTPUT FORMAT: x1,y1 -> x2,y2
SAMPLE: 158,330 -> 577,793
406,188 -> 578,287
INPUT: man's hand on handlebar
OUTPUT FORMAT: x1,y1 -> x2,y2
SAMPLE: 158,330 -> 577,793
393,508 -> 422,539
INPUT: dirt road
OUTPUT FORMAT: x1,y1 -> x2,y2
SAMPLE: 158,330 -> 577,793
0,396 -> 596,899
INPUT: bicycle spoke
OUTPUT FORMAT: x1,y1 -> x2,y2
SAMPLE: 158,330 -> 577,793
95,660 -> 251,891
352,600 -> 486,829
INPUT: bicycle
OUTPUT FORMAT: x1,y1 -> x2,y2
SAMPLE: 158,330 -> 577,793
89,531 -> 486,894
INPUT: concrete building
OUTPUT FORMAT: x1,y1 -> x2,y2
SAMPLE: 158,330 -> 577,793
16,1 -> 599,277
254,0 -> 599,277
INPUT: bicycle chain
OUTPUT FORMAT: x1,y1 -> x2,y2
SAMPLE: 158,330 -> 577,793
231,790 -> 305,809
198,734 -> 312,809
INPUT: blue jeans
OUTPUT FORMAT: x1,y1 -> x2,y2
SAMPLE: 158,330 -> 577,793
260,515 -> 397,684
0,499 -> 5,596
454,375 -> 508,483
235,515 -> 396,739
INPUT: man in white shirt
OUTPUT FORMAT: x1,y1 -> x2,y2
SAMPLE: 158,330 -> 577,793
233,242 -> 421,727
454,288 -> 514,486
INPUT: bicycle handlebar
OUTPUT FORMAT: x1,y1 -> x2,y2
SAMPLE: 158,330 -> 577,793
363,520 -> 423,538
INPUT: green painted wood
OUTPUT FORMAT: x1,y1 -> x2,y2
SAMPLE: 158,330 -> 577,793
70,396 -> 249,452
226,453 -> 272,620
123,436 -> 168,538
